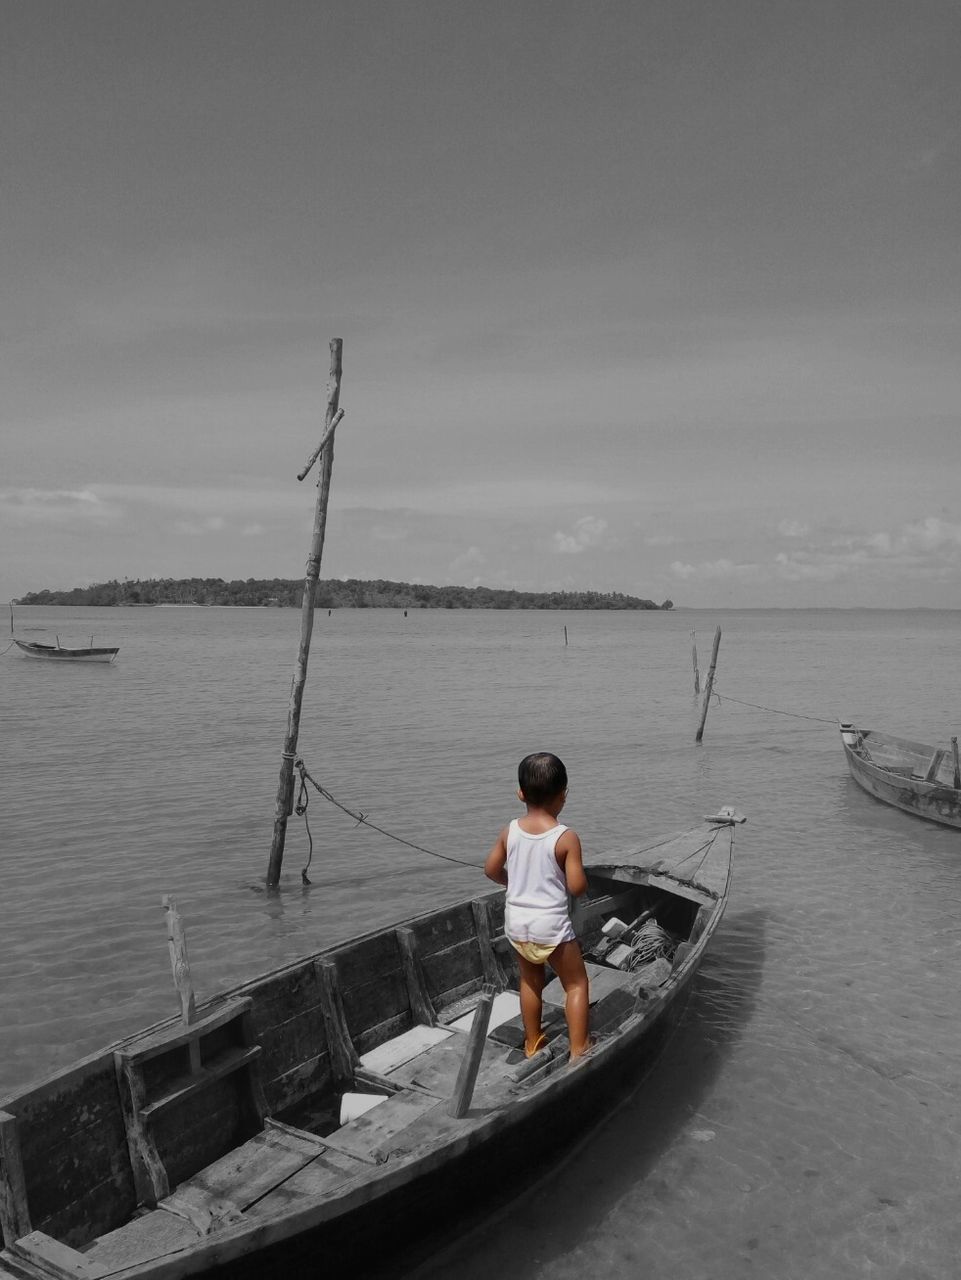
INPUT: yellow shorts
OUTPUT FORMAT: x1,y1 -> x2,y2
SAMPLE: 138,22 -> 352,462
509,939 -> 558,964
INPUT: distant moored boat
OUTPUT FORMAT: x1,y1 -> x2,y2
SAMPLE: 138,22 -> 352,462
13,638 -> 119,663
840,722 -> 961,829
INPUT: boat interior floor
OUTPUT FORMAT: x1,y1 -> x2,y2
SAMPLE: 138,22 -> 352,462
75,967 -> 644,1271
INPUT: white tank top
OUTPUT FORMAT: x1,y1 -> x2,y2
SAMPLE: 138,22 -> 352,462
504,820 -> 576,945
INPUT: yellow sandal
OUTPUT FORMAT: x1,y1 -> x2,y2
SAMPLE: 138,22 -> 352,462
524,1032 -> 548,1058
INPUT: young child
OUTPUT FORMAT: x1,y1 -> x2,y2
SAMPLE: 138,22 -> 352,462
484,752 -> 592,1061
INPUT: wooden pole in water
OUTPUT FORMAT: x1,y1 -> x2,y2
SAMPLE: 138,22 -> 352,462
695,626 -> 722,743
564,625 -> 568,646
691,629 -> 700,694
952,737 -> 960,790
266,339 -> 344,888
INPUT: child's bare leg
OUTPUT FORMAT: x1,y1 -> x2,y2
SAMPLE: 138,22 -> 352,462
549,941 -> 591,1058
516,954 -> 546,1054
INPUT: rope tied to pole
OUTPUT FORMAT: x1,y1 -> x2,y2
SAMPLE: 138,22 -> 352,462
288,757 -> 716,885
710,687 -> 837,724
294,759 -> 482,870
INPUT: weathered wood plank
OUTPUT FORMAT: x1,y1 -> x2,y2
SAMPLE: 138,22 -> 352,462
327,932 -> 402,992
543,962 -> 632,1009
315,960 -> 360,1088
395,927 -> 436,1025
139,1047 -> 262,1119
245,1147 -> 369,1217
470,898 -> 505,990
161,1186 -> 244,1234
152,1083 -> 248,1193
114,1051 -> 169,1207
121,1000 -> 252,1065
449,986 -> 495,1118
352,1010 -> 411,1059
172,1126 -> 326,1211
420,939 -> 484,1001
407,903 -> 476,952
359,1027 -> 453,1076
340,970 -> 410,1041
252,1011 -> 325,1085
261,1050 -> 333,1116
11,1229 -> 108,1278
0,1110 -> 31,1244
83,1208 -> 202,1271
244,961 -> 320,1031
33,1163 -> 137,1252
320,1092 -> 442,1165
384,1036 -> 509,1103
924,748 -> 947,783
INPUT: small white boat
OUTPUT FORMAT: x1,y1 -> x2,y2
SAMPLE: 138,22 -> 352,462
13,638 -> 119,663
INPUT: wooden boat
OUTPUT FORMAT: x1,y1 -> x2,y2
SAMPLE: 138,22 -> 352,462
0,811 -> 740,1280
13,638 -> 119,663
840,722 -> 961,829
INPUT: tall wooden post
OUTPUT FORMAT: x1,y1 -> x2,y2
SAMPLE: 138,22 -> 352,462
951,737 -> 960,790
691,630 -> 700,694
266,339 -> 343,888
695,626 -> 722,743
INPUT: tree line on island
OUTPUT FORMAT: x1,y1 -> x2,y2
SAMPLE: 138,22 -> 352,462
18,577 -> 673,610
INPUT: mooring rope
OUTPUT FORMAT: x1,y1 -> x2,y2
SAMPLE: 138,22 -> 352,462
294,759 -> 483,878
292,757 -> 712,883
711,687 -> 837,725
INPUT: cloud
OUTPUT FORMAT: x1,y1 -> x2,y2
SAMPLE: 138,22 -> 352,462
241,523 -> 264,536
447,546 -> 486,583
670,558 -> 760,581
644,533 -> 679,547
552,515 -> 609,555
778,519 -> 810,538
370,523 -> 409,543
0,488 -> 121,527
174,516 -> 227,536
774,516 -> 961,583
94,482 -> 291,515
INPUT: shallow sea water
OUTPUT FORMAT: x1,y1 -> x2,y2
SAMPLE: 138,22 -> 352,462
3,605 -> 961,1278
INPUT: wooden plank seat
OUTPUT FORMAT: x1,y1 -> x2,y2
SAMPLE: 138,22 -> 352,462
377,1036 -> 517,1112
357,1025 -> 453,1076
113,999 -> 267,1207
319,1090 -> 444,1165
446,990 -> 522,1035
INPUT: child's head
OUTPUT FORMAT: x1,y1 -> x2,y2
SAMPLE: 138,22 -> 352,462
517,752 -> 568,806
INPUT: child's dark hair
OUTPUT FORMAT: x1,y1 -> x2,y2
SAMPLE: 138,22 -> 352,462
518,752 -> 568,805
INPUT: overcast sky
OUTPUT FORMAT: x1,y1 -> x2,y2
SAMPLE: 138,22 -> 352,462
3,0 -> 959,607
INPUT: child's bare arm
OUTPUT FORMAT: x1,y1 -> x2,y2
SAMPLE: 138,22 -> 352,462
556,829 -> 587,897
484,828 -> 509,886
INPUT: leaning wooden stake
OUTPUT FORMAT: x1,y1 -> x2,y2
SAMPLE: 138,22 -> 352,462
266,339 -> 344,888
691,630 -> 700,694
695,626 -> 722,743
448,984 -> 496,1118
952,737 -> 960,790
162,895 -> 196,1026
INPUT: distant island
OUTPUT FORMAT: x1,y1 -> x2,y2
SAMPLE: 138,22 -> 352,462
17,577 -> 673,611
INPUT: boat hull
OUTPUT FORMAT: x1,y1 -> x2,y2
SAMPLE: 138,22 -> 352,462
13,640 -> 118,663
840,724 -> 961,829
0,821 -> 736,1280
205,989 -> 693,1280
